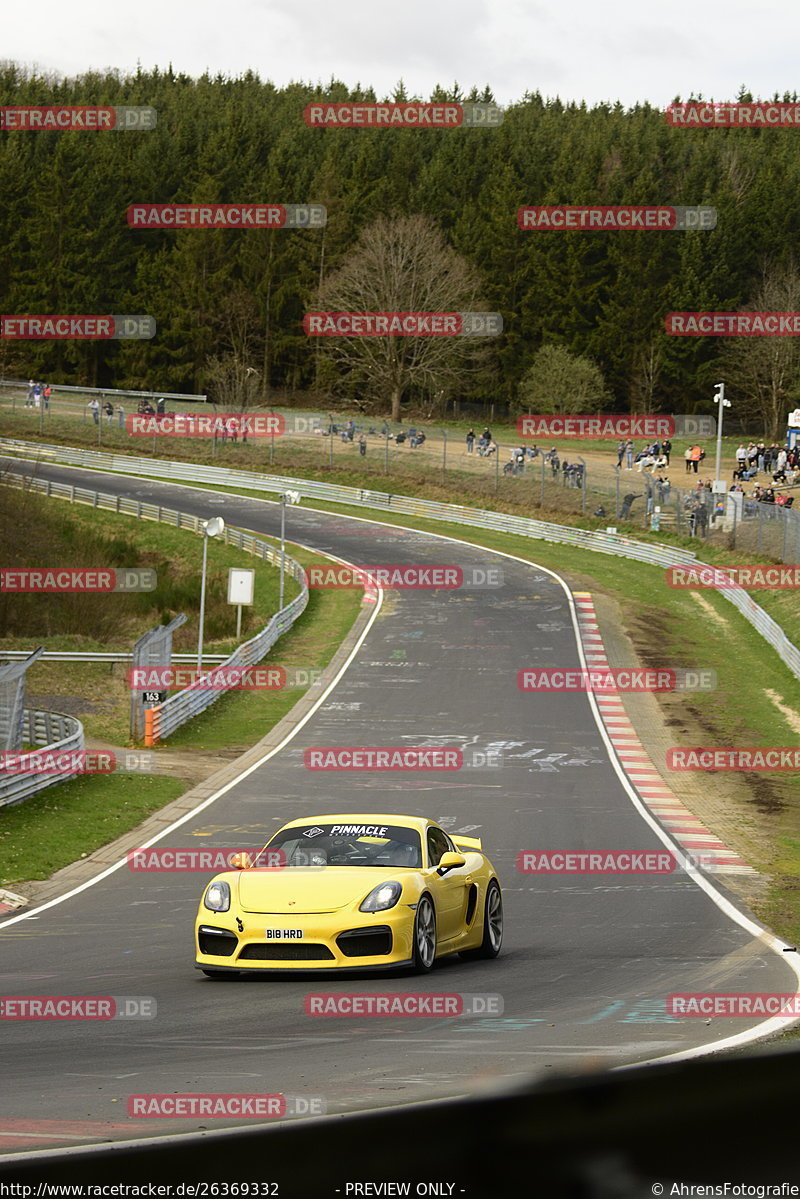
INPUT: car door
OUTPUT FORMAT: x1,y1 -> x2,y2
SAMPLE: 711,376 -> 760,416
426,826 -> 472,945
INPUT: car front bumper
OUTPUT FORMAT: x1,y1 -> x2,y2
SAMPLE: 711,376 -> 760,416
195,904 -> 417,972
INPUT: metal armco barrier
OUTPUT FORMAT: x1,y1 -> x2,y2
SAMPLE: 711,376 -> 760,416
0,709 -> 84,809
0,470 -> 310,746
3,439 -> 800,683
144,578 -> 308,745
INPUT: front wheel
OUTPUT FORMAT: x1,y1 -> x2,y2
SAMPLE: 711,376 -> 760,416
412,895 -> 436,972
461,881 -> 503,960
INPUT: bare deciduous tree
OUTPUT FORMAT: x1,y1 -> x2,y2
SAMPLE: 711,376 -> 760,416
722,259 -> 800,439
315,214 -> 493,421
629,338 -> 663,414
204,354 -> 262,412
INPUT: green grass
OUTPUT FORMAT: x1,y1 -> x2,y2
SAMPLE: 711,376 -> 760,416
0,491 -> 361,888
0,773 -> 185,885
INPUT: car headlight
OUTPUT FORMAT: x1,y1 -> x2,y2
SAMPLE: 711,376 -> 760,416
204,881 -> 231,912
359,880 -> 402,913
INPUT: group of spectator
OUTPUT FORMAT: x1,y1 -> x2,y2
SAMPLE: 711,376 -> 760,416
733,442 -> 798,484
465,427 -> 497,456
616,438 -> 674,471
749,485 -> 794,508
24,379 -> 52,409
84,396 -> 167,427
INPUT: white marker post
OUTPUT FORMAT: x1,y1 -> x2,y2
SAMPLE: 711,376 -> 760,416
228,567 -> 255,639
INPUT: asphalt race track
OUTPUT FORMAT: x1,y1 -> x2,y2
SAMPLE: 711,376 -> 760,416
1,459 -> 798,1159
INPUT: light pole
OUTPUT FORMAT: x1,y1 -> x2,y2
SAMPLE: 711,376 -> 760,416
279,491 -> 301,609
713,382 -> 731,485
197,516 -> 225,673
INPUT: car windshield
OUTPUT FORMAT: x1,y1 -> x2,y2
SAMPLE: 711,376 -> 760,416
265,822 -> 422,868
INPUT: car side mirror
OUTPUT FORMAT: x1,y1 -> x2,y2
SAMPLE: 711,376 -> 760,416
228,852 -> 252,870
437,851 -> 466,875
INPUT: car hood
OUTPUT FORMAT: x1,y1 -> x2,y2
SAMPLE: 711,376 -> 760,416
235,867 -> 408,914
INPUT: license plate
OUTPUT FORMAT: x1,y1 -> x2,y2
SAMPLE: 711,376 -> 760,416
265,929 -> 304,940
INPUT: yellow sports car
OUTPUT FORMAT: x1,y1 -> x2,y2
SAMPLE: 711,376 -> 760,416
195,813 -> 503,975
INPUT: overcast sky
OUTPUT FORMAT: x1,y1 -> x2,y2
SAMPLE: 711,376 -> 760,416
3,0 -> 799,108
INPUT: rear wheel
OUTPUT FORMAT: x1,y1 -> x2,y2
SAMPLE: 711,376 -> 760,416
412,895 -> 436,972
460,881 -> 503,960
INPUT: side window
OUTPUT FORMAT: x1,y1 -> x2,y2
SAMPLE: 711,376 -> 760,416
427,827 -> 451,867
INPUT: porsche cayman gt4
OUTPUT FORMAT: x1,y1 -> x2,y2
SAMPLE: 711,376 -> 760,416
195,814 -> 503,975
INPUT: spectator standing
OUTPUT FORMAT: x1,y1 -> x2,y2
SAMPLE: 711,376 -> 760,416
690,444 -> 703,474
87,397 -> 100,425
104,401 -> 114,424
25,379 -> 35,407
466,428 -> 475,454
662,438 -> 672,465
616,439 -> 625,467
684,446 -> 692,473
117,402 -> 125,428
359,433 -> 367,457
43,384 -> 51,411
625,439 -> 634,469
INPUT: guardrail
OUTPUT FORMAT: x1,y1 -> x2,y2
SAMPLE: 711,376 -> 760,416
0,378 -> 206,403
3,438 -> 800,684
0,436 -> 696,568
145,568 -> 308,745
0,470 -> 310,745
0,651 -> 230,663
0,709 -> 84,810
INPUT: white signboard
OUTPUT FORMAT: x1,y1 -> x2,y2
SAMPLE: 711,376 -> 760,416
227,568 -> 255,606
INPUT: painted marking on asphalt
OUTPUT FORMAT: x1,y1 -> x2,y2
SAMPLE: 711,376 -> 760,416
573,592 -> 755,877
